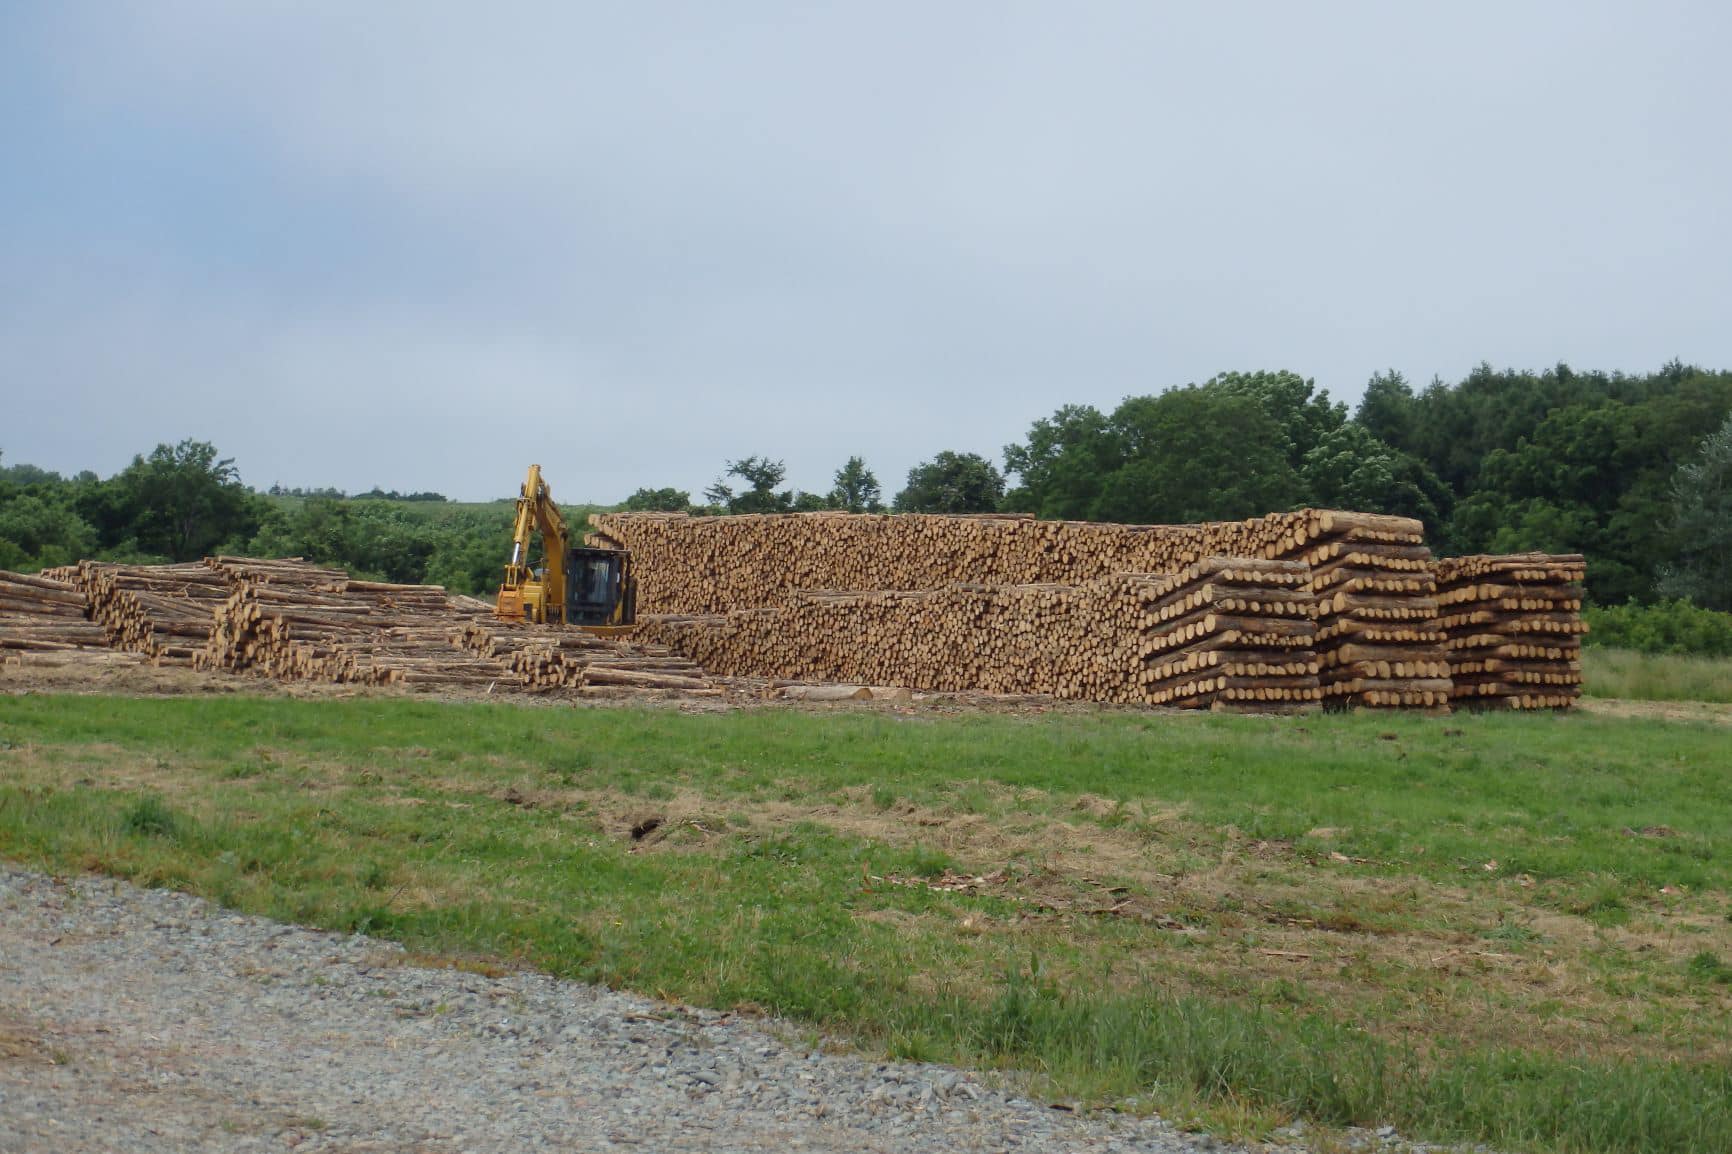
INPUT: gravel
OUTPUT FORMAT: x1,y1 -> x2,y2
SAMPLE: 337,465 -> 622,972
0,865 -> 1415,1154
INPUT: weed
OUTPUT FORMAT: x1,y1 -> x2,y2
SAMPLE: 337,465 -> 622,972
1686,950 -> 1732,985
1483,920 -> 1546,947
1583,647 -> 1732,703
120,795 -> 180,839
1563,884 -> 1633,928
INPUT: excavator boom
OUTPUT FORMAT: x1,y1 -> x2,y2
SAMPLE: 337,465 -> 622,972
496,464 -> 636,629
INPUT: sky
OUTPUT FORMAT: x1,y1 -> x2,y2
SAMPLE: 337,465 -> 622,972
3,2 -> 1730,503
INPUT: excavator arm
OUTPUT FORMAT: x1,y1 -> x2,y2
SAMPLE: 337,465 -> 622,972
497,464 -> 569,624
496,464 -> 635,629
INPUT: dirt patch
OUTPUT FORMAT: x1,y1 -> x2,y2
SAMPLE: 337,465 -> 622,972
0,1013 -> 53,1064
521,781 -> 1732,1061
1578,697 -> 1732,725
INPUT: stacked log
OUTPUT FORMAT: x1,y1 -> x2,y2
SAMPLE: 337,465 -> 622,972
199,558 -> 348,674
80,561 -> 233,665
636,580 -> 1133,701
597,508 -> 1453,710
1433,554 -> 1587,709
0,569 -> 121,669
203,573 -> 512,689
1281,512 -> 1453,710
636,558 -> 1318,710
1135,558 -> 1321,710
591,508 -> 1389,615
454,621 -> 714,693
21,555 -> 724,697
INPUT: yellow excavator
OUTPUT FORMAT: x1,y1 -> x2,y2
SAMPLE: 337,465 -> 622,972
495,464 -> 636,630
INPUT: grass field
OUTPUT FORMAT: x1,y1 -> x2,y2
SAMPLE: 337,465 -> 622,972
1583,647 -> 1732,704
1,695 -> 1729,1152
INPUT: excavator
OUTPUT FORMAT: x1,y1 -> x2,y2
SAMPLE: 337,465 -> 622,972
495,464 -> 637,630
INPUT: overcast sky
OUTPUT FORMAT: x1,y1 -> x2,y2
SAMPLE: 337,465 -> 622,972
4,2 -> 1730,502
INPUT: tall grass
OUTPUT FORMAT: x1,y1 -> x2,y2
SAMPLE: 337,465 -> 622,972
1582,647 -> 1732,703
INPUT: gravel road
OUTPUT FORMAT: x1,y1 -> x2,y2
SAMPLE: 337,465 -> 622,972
0,865 -> 1280,1153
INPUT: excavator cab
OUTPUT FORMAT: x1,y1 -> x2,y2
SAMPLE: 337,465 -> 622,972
565,546 -> 636,628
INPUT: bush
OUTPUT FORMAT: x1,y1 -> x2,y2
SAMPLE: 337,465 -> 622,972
1584,600 -> 1732,658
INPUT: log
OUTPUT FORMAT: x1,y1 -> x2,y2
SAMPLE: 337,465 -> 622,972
778,684 -> 874,701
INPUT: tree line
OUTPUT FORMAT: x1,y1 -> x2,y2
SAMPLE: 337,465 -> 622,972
0,441 -> 509,595
636,361 -> 1732,609
3,360 -> 1729,608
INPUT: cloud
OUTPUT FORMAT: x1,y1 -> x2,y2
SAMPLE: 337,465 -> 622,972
4,1 -> 1730,499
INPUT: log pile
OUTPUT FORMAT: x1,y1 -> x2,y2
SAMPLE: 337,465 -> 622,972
0,569 -> 122,670
636,557 -> 1320,710
1433,554 -> 1587,709
1135,558 -> 1321,710
14,554 -> 729,697
597,508 -> 1452,710
591,509 -> 1388,615
80,561 -> 234,665
454,621 -> 715,694
636,578 -> 1144,702
201,566 -> 512,689
1284,513 -> 1453,710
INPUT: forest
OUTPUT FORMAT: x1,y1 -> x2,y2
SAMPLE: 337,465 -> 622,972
4,361 -> 1729,623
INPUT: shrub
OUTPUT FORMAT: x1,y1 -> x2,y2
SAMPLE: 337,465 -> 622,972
1584,600 -> 1732,658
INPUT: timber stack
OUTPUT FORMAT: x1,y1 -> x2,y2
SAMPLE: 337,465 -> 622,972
1433,554 -> 1586,709
598,507 -> 1450,710
637,557 -> 1319,711
1282,512 -> 1453,710
1136,557 -> 1321,710
0,569 -> 124,669
592,508 -> 1386,615
79,561 -> 233,665
202,565 -> 512,689
637,577 -> 1156,702
454,620 -> 715,694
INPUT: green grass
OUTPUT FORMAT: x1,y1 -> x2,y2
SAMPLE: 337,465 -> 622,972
1,694 -> 1729,1153
1584,647 -> 1732,703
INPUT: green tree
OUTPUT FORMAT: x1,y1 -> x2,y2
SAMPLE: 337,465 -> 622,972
0,452 -> 65,487
1002,404 -> 1116,518
1206,369 -> 1346,470
1659,413 -> 1732,610
102,440 -> 262,561
621,487 -> 691,512
1355,369 -> 1418,449
1300,422 -> 1448,531
0,489 -> 98,570
704,457 -> 792,514
1090,388 -> 1300,524
893,452 -> 1005,513
828,456 -> 883,512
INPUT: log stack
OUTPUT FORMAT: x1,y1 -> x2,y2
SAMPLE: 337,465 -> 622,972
1433,554 -> 1587,709
1279,512 -> 1453,710
202,570 -> 512,690
591,509 -> 1390,615
1135,558 -> 1321,710
0,569 -> 122,669
636,578 -> 1144,702
597,508 -> 1447,710
636,557 -> 1319,710
80,561 -> 234,665
454,620 -> 715,693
